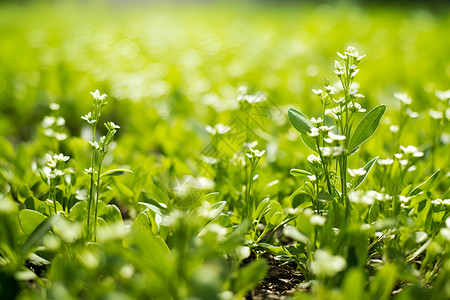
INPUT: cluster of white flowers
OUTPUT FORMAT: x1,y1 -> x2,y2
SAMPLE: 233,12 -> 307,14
246,148 -> 266,159
431,199 -> 450,206
348,168 -> 367,177
236,86 -> 267,104
41,103 -> 68,141
399,145 -> 424,158
41,153 -> 70,183
350,190 -> 391,206
394,92 -> 412,105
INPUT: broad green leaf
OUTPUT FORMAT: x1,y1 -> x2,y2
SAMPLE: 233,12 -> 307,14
288,108 -> 314,134
19,209 -> 48,236
350,156 -> 379,190
255,198 -> 271,219
208,201 -> 226,221
264,201 -> 283,226
408,169 -> 440,197
342,268 -> 366,300
101,168 -> 133,178
18,184 -> 33,203
290,188 -> 313,209
22,215 -> 55,256
301,134 -> 318,152
290,169 -> 312,177
288,108 -> 318,152
369,264 -> 397,300
348,105 -> 386,154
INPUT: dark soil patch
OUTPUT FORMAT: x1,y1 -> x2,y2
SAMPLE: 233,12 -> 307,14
245,253 -> 304,299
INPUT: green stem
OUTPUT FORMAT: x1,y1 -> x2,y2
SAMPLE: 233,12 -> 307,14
93,153 -> 103,242
86,125 -> 97,240
52,186 -> 57,214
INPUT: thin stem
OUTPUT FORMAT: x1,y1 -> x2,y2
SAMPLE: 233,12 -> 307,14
86,124 -> 97,240
52,186 -> 57,214
93,153 -> 103,242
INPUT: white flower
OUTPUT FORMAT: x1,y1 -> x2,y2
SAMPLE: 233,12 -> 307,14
311,250 -> 346,277
429,109 -> 444,120
394,92 -> 412,105
400,145 -> 423,157
310,215 -> 326,226
319,125 -> 335,132
320,147 -> 333,157
311,117 -> 323,125
378,158 -> 394,166
53,153 -> 70,162
42,116 -> 56,128
308,127 -> 320,137
350,190 -> 374,205
328,132 -> 346,141
406,108 -> 419,119
435,90 -> 450,101
90,89 -> 107,101
312,89 -> 323,96
307,154 -> 321,164
332,146 -> 345,156
389,125 -> 399,133
243,141 -> 258,148
307,175 -> 317,182
247,148 -> 265,159
348,168 -> 367,177
334,60 -> 343,70
324,85 -> 337,94
399,195 -> 411,203
49,103 -> 60,110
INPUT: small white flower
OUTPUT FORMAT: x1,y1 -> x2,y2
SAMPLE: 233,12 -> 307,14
319,125 -> 335,132
53,153 -> 70,162
394,92 -> 412,105
334,60 -> 343,70
307,175 -> 317,182
332,146 -> 345,156
307,154 -> 321,164
308,127 -> 320,137
348,168 -> 367,177
429,109 -> 443,120
41,116 -> 56,128
406,108 -> 419,119
389,125 -> 399,133
328,132 -> 346,141
324,85 -> 337,94
378,158 -> 394,166
90,89 -> 107,101
248,148 -> 265,158
310,215 -> 326,226
320,147 -> 333,157
399,195 -> 411,203
49,103 -> 60,110
311,117 -> 323,125
312,89 -> 323,96
243,141 -> 258,148
435,90 -> 450,101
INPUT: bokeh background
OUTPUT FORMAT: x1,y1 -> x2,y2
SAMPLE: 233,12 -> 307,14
1,0 -> 449,176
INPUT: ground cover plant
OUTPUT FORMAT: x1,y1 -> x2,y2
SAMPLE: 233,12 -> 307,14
0,1 -> 449,299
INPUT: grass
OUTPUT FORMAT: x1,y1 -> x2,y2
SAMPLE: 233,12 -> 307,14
0,1 -> 449,299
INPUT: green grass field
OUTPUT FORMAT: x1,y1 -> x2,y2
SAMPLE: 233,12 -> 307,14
0,1 -> 449,299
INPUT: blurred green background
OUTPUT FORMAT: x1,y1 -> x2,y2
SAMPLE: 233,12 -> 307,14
0,0 -> 449,171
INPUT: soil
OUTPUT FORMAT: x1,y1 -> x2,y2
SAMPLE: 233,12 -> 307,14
245,253 -> 304,299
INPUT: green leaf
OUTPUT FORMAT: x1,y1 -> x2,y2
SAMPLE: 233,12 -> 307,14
290,169 -> 312,177
283,226 -> 310,243
19,209 -> 48,236
18,184 -> 33,203
233,259 -> 267,296
288,108 -> 318,152
348,105 -> 386,154
290,188 -> 313,209
369,264 -> 397,300
408,169 -> 440,197
22,215 -> 55,256
101,168 -> 133,178
350,156 -> 378,190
